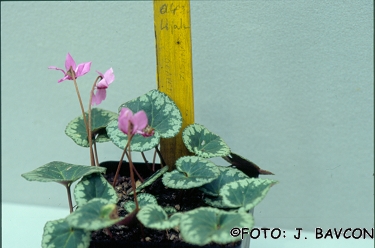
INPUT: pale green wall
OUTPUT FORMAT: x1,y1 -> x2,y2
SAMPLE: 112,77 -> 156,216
2,1 -> 373,231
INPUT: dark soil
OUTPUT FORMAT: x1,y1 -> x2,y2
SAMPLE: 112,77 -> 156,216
90,163 -> 240,248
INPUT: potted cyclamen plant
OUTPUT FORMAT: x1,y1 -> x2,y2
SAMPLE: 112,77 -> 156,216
22,53 -> 277,248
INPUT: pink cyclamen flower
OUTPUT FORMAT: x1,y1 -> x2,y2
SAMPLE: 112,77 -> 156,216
91,68 -> 115,106
48,53 -> 91,83
118,108 -> 152,137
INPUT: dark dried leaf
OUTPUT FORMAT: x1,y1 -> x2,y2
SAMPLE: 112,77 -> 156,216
223,152 -> 274,178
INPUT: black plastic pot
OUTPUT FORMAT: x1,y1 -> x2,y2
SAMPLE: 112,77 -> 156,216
89,161 -> 242,248
99,160 -> 162,178
90,240 -> 241,248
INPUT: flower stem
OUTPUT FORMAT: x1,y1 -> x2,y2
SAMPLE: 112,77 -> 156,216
141,152 -> 149,165
152,148 -> 157,172
87,76 -> 102,166
112,147 -> 127,187
124,151 -> 144,182
69,67 -> 94,166
127,136 -> 139,211
155,146 -> 166,167
93,138 -> 100,167
65,183 -> 73,213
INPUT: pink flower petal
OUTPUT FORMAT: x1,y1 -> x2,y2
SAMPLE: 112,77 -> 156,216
48,66 -> 67,82
96,70 -> 104,78
50,53 -> 91,83
118,108 -> 133,135
96,68 -> 115,89
57,75 -> 69,83
75,62 -> 91,77
91,89 -> 107,106
65,53 -> 76,71
118,108 -> 149,136
132,111 -> 148,133
96,78 -> 109,89
103,68 -> 115,84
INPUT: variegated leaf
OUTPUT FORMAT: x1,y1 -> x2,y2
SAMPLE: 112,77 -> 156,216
106,119 -> 160,152
137,205 -> 182,230
65,108 -> 118,147
203,195 -> 227,209
220,178 -> 277,211
200,166 -> 249,196
162,156 -> 220,189
118,89 -> 182,138
21,161 -> 106,185
42,218 -> 91,248
74,173 -> 118,207
123,193 -> 158,213
66,198 -> 123,231
182,124 -> 230,158
179,207 -> 253,245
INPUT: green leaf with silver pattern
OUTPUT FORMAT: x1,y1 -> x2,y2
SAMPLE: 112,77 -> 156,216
203,195 -> 227,209
162,156 -> 220,189
199,166 -> 249,196
66,198 -> 123,231
137,205 -> 182,230
65,108 -> 118,147
179,207 -> 253,246
118,89 -> 182,138
21,161 -> 106,185
123,193 -> 158,213
182,123 -> 230,158
220,178 -> 277,211
106,119 -> 160,152
74,173 -> 118,207
163,206 -> 177,215
42,218 -> 91,248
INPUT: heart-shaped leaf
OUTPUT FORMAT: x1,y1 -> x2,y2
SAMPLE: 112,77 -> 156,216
74,173 -> 118,207
66,198 -> 123,231
21,161 -> 106,185
65,108 -> 118,147
106,119 -> 160,152
162,156 -> 220,189
118,89 -> 182,138
163,206 -> 178,215
220,178 -> 277,211
137,205 -> 182,230
203,195 -> 227,209
123,193 -> 158,213
179,207 -> 253,245
200,166 -> 249,196
182,124 -> 230,158
42,218 -> 91,248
